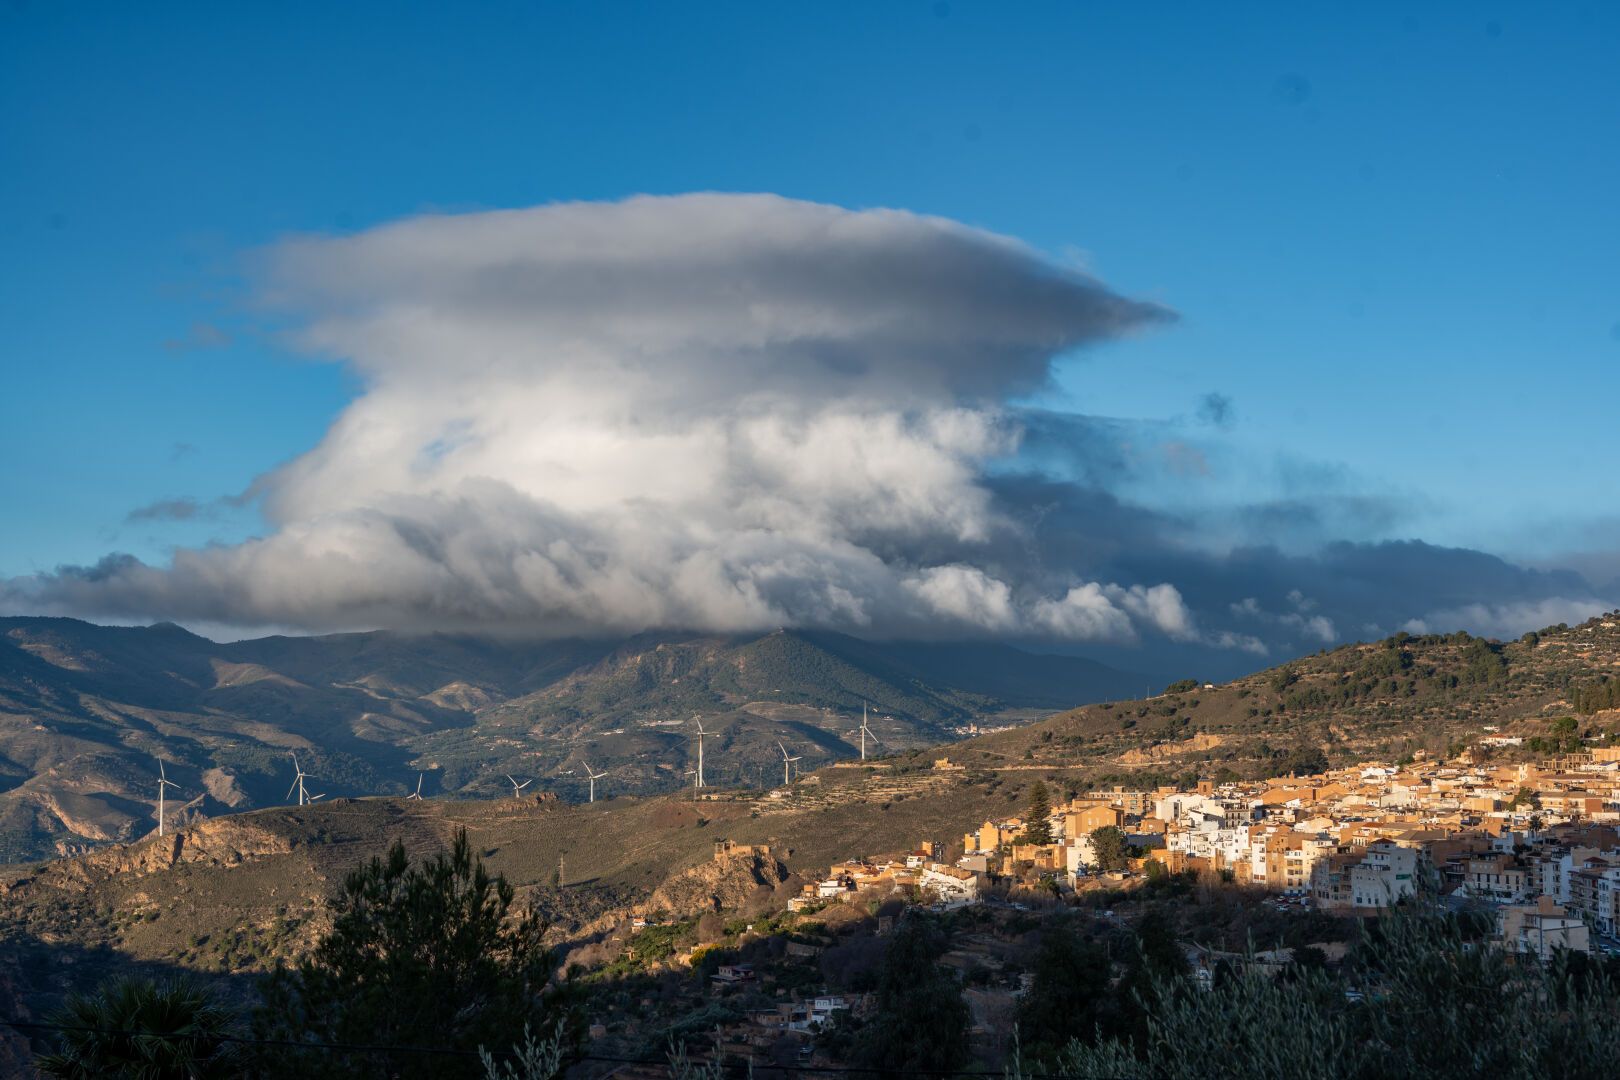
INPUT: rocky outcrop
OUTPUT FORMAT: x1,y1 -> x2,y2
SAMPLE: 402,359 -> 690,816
1116,732 -> 1225,764
639,853 -> 788,917
0,816 -> 296,899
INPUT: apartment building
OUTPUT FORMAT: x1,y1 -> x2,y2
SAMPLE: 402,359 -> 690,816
1499,896 -> 1590,960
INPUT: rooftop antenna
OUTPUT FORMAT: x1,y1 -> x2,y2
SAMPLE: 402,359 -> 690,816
155,759 -> 180,837
406,772 -> 423,800
286,752 -> 310,807
778,740 -> 802,787
582,761 -> 606,804
505,774 -> 533,801
692,716 -> 710,789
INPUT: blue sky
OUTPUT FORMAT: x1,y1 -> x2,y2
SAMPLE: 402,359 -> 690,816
3,2 -> 1618,660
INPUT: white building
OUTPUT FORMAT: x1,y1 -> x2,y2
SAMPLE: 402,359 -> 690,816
920,863 -> 982,905
1499,897 -> 1590,959
1350,840 -> 1418,908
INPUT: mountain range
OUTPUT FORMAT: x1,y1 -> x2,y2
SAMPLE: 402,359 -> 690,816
3,610 -> 1617,1045
0,616 -> 1149,861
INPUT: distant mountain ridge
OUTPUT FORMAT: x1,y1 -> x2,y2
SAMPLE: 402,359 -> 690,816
0,616 -> 1147,862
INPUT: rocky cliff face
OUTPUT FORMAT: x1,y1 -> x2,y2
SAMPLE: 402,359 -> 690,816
0,816 -> 296,900
640,852 -> 790,917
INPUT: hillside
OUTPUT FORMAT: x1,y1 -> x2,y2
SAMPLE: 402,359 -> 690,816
8,613 -> 1620,1036
945,613 -> 1620,783
0,769 -> 1023,1017
0,618 -> 1145,861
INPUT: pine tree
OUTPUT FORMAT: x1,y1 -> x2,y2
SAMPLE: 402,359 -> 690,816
1089,825 -> 1128,872
1019,780 -> 1053,845
851,916 -> 970,1073
1015,920 -> 1111,1059
255,828 -> 575,1079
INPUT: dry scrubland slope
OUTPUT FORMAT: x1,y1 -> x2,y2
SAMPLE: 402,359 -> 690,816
0,766 -> 1023,1010
0,617 -> 1143,861
950,615 -> 1620,779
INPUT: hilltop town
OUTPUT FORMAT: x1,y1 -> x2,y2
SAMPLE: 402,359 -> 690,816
777,741 -> 1620,940
518,732 -> 1620,1070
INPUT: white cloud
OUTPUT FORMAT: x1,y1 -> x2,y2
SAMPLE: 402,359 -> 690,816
1032,583 -> 1138,641
1209,630 -> 1271,656
1229,592 -> 1336,644
1401,597 -> 1611,640
5,194 -> 1197,644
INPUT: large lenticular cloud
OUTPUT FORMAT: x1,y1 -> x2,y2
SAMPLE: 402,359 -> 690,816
6,194 -> 1205,642
9,193 -> 1611,660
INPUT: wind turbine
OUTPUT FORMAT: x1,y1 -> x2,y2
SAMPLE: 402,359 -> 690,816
505,774 -> 533,801
858,703 -> 883,762
155,759 -> 180,837
406,772 -> 423,800
582,761 -> 606,804
777,741 -> 802,787
286,752 -> 310,807
691,717 -> 710,789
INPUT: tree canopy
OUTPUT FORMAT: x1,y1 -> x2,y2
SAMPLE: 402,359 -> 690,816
254,828 -> 572,1079
1018,781 -> 1054,845
1088,825 -> 1130,872
1049,908 -> 1620,1080
1014,920 -> 1111,1059
850,916 -> 970,1074
35,976 -> 241,1080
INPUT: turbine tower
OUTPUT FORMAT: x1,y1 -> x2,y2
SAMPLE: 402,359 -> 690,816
858,703 -> 883,762
582,761 -> 606,803
406,772 -> 423,800
155,759 -> 180,837
691,717 -> 710,789
777,740 -> 802,787
505,774 -> 533,801
286,752 -> 311,807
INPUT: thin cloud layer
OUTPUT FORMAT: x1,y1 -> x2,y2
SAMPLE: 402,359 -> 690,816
4,194 -> 1612,665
